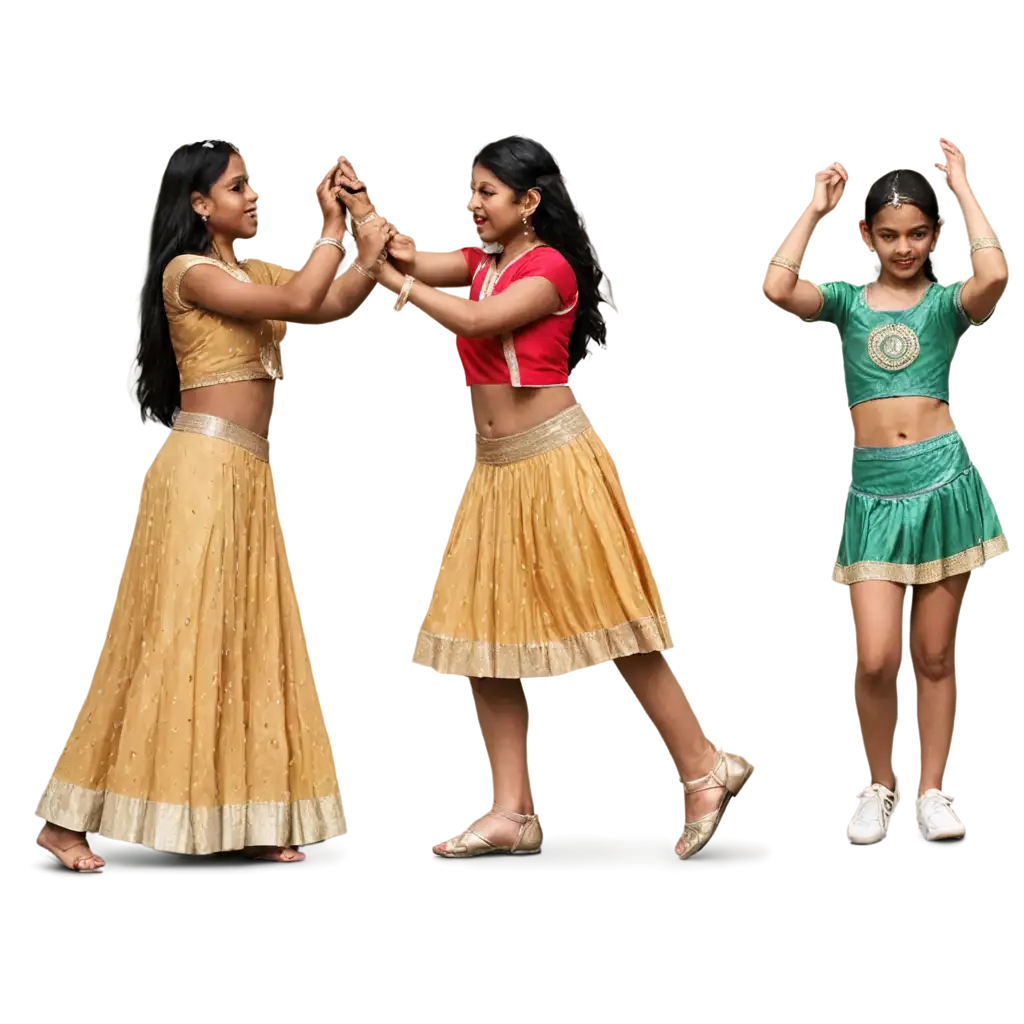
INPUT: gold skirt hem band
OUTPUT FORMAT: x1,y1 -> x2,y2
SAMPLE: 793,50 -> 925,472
833,535 -> 1009,585
476,404 -> 591,465
172,410 -> 270,462
414,616 -> 672,679
36,777 -> 346,855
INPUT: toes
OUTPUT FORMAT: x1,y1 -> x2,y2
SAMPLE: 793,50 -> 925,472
432,842 -> 448,857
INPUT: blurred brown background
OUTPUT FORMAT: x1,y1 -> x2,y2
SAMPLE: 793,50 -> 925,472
2,6 -> 1024,1015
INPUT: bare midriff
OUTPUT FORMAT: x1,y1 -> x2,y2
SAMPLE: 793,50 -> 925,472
470,384 -> 579,438
851,395 -> 956,448
179,379 -> 276,438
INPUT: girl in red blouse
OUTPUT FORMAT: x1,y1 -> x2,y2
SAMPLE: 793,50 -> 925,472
340,137 -> 752,860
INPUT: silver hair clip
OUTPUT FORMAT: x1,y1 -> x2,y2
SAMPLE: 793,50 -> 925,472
202,141 -> 214,149
887,172 -> 908,209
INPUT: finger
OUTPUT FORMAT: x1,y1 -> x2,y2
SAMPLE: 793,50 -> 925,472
935,163 -> 948,174
834,162 -> 849,180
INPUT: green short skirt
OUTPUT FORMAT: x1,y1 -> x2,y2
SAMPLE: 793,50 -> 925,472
833,430 -> 1008,585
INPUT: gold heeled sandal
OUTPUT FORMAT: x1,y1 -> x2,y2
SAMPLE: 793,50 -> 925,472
433,803 -> 543,858
677,748 -> 753,860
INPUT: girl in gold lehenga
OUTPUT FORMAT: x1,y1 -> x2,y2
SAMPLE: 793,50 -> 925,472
35,143 -> 392,869
349,137 -> 754,860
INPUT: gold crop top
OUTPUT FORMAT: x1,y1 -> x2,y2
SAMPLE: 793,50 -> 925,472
162,254 -> 296,390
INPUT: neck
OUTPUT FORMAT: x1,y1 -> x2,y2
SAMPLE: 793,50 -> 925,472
208,233 -> 238,265
875,269 -> 929,293
497,232 -> 540,265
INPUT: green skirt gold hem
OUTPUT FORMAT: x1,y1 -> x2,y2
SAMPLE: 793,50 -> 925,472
834,430 -> 1007,586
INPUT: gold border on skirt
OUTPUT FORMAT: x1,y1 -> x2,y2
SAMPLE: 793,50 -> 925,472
476,404 -> 591,465
36,777 -> 346,855
833,535 -> 1009,585
173,411 -> 270,462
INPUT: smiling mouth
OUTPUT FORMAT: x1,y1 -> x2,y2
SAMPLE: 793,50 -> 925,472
473,215 -> 487,226
894,257 -> 915,266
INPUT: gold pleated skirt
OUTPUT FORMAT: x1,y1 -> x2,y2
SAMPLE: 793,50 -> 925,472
413,405 -> 672,678
35,412 -> 345,854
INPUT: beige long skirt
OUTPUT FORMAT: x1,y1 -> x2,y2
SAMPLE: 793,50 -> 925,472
414,405 -> 672,678
36,413 -> 345,854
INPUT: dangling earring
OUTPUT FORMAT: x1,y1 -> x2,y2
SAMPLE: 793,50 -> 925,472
201,214 -> 208,223
521,214 -> 530,236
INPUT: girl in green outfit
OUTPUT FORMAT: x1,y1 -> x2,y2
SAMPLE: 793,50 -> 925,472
763,139 -> 1008,846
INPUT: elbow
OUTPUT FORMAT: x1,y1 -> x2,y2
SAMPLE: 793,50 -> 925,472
762,281 -> 787,306
290,293 -> 320,318
992,265 -> 1009,289
460,311 -> 487,337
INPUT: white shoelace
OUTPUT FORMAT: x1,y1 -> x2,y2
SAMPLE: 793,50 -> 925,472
853,784 -> 895,826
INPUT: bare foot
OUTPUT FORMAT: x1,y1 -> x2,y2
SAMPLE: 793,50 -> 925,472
252,847 -> 307,864
37,823 -> 105,872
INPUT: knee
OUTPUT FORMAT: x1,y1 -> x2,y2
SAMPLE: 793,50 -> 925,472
911,642 -> 954,684
857,649 -> 901,688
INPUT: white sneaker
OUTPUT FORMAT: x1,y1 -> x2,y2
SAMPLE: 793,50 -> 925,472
916,790 -> 966,841
847,780 -> 899,844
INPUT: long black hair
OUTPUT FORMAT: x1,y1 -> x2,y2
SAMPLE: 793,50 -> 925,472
135,140 -> 237,426
864,169 -> 940,283
474,136 -> 610,373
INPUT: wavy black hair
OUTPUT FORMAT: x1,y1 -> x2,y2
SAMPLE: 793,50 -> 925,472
135,140 -> 237,426
473,136 -> 610,372
864,169 -> 940,283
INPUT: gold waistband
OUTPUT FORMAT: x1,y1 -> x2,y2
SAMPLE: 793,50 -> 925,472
476,404 -> 591,465
172,411 -> 270,462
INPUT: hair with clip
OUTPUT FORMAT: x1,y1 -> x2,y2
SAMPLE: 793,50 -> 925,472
473,135 -> 611,373
135,139 -> 238,426
864,169 -> 940,283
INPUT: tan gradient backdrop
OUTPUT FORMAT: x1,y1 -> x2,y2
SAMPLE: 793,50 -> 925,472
2,9 -> 1024,1024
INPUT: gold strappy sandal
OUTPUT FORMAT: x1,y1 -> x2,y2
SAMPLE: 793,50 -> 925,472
433,803 -> 543,858
677,748 -> 753,860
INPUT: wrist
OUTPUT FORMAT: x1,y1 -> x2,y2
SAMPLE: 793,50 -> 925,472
804,204 -> 826,224
321,220 -> 346,241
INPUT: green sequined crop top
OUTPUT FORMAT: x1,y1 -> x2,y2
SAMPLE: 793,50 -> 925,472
806,280 -> 992,408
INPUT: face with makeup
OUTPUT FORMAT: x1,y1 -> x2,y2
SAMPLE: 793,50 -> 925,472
467,163 -> 539,247
860,203 -> 940,281
190,152 -> 259,240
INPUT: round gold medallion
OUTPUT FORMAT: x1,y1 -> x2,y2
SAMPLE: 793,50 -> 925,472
867,323 -> 920,371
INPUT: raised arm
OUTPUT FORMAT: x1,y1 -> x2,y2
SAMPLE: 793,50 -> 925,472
935,138 -> 1009,322
373,258 -> 560,337
181,163 -> 351,321
381,232 -> 472,288
329,157 -> 473,290
763,162 -> 848,319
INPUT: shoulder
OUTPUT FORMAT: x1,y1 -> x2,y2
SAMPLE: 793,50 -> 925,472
805,281 -> 858,324
163,254 -> 228,311
934,280 -> 993,328
461,247 -> 489,277
163,252 -> 222,282
821,281 -> 858,299
516,246 -> 577,304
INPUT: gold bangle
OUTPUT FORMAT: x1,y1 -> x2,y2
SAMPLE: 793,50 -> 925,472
970,236 -> 1002,253
394,275 -> 416,311
769,255 -> 801,275
352,262 -> 377,280
354,211 -> 378,227
313,237 -> 346,258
